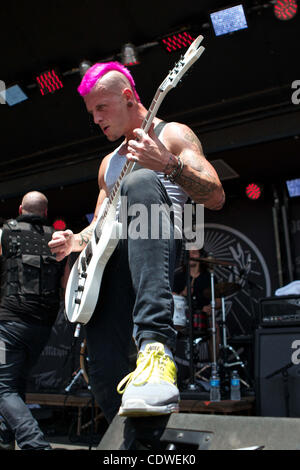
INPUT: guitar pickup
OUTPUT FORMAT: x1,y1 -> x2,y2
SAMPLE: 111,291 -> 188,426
81,256 -> 87,272
85,242 -> 93,266
94,229 -> 101,244
94,222 -> 102,244
75,298 -> 81,304
77,285 -> 84,292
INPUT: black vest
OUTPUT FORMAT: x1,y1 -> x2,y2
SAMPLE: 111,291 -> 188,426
1,216 -> 62,300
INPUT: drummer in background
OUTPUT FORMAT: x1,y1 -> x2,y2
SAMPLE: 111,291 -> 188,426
173,248 -> 221,361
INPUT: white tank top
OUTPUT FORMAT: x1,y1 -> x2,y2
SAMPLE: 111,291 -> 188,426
104,125 -> 188,236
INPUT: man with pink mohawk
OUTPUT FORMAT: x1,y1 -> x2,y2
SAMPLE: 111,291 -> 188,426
49,61 -> 225,423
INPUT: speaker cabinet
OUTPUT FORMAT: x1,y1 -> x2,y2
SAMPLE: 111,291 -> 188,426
255,327 -> 300,417
98,413 -> 300,450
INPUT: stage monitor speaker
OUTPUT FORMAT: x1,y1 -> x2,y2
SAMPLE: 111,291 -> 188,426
98,413 -> 300,450
255,327 -> 300,417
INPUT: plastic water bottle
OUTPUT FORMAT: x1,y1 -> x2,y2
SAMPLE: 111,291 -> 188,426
210,371 -> 221,402
230,370 -> 241,401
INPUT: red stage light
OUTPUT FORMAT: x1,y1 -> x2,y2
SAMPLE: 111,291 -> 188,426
274,0 -> 298,20
161,31 -> 195,53
36,69 -> 63,96
53,219 -> 67,231
246,183 -> 262,200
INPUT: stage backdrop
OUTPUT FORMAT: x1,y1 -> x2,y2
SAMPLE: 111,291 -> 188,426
203,193 -> 278,338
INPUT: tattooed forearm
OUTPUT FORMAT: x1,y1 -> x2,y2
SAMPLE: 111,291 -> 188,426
174,156 -> 225,209
78,227 -> 94,246
176,170 -> 217,203
163,153 -> 177,173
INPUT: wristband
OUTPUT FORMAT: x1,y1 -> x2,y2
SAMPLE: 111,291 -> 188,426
164,156 -> 184,183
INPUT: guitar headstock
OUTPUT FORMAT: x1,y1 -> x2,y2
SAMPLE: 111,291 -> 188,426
159,35 -> 205,93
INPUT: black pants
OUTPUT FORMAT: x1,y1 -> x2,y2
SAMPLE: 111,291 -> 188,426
85,169 -> 179,423
0,320 -> 52,449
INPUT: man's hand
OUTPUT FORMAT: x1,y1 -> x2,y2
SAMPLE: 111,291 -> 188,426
48,229 -> 75,261
126,124 -> 176,173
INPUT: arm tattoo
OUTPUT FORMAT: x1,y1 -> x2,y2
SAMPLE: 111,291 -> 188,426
183,130 -> 204,153
79,227 -> 94,246
163,154 -> 177,173
175,134 -> 221,204
176,170 -> 217,203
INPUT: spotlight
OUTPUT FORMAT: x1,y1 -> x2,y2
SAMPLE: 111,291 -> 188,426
160,31 -> 196,53
79,60 -> 93,78
121,43 -> 139,66
245,183 -> 263,200
53,218 -> 67,231
35,69 -> 63,96
274,0 -> 298,20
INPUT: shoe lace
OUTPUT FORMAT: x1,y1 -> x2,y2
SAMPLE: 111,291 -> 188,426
117,349 -> 170,395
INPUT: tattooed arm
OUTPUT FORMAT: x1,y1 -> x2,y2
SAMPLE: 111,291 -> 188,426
48,154 -> 111,260
128,121 -> 225,210
164,124 -> 225,209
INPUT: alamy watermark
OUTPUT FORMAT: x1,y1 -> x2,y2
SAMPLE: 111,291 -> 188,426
114,197 -> 204,250
291,80 -> 300,105
291,340 -> 300,365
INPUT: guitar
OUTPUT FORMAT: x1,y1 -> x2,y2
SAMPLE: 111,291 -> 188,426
65,35 -> 205,324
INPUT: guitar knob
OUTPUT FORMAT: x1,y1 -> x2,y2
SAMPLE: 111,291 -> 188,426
81,273 -> 87,278
75,298 -> 81,304
78,285 -> 84,291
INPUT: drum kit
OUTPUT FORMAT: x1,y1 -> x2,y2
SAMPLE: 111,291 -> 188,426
173,253 -> 252,397
69,253 -> 252,400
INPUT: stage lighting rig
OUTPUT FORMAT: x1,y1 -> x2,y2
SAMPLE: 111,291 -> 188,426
0,84 -> 28,106
273,0 -> 298,20
53,218 -> 67,231
121,43 -> 139,66
210,4 -> 248,36
245,183 -> 263,200
160,30 -> 196,53
35,69 -> 63,96
286,178 -> 300,198
79,60 -> 93,78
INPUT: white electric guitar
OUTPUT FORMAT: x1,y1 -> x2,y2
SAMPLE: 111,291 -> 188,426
65,35 -> 205,324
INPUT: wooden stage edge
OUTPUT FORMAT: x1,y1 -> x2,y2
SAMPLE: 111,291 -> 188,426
26,393 -> 255,416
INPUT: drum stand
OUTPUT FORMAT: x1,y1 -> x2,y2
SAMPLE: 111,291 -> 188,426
208,262 -> 218,377
184,254 -> 219,391
219,297 -> 252,389
184,248 -> 198,392
220,297 -> 244,369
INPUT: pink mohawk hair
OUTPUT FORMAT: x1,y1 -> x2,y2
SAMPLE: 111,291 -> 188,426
77,61 -> 141,102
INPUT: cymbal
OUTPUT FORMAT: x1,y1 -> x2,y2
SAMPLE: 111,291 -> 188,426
190,257 -> 237,267
203,282 -> 241,299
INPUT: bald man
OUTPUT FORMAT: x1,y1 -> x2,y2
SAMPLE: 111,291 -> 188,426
0,191 -> 67,450
49,62 -> 225,423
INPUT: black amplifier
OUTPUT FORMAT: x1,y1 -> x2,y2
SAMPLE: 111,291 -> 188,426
259,295 -> 300,327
